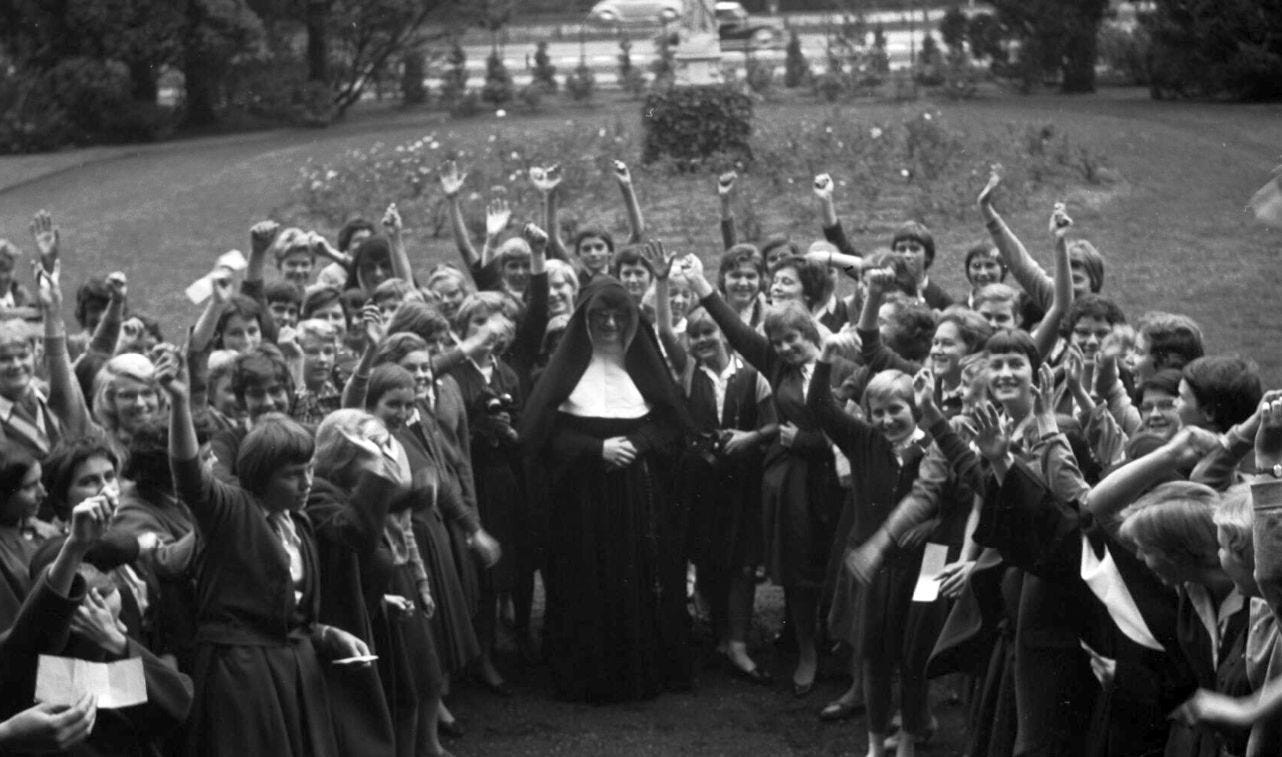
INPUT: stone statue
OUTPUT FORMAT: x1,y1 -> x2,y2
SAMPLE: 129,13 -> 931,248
682,0 -> 717,35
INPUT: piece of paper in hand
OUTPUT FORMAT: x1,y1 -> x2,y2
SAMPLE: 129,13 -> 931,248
185,249 -> 247,304
1247,167 -> 1282,229
911,543 -> 951,603
35,655 -> 147,709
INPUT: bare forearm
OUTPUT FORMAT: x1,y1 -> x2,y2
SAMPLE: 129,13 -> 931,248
620,183 -> 645,243
448,197 -> 480,268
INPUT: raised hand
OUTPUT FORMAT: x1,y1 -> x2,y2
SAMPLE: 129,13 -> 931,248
529,164 -> 563,194
210,273 -> 233,306
812,172 -> 834,201
1049,201 -> 1073,238
978,163 -> 1002,207
1033,363 -> 1057,420
864,267 -> 897,295
30,210 -> 59,272
33,260 -> 62,311
485,198 -> 511,238
640,239 -> 674,280
1254,390 -> 1282,470
105,271 -> 127,303
611,159 -> 632,186
521,222 -> 548,251
249,220 -> 281,257
820,331 -> 856,362
1166,425 -> 1221,469
717,170 -> 737,198
381,203 -> 402,238
912,368 -> 938,415
972,401 -> 1011,462
153,347 -> 188,400
118,317 -> 147,354
439,160 -> 466,197
67,494 -> 115,549
360,303 -> 386,344
276,325 -> 302,359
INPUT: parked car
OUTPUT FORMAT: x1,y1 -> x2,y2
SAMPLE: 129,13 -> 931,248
586,0 -> 683,27
716,1 -> 785,51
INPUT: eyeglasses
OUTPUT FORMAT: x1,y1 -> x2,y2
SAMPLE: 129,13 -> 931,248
1139,399 -> 1177,413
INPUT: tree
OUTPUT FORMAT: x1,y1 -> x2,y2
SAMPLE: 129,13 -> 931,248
440,40 -> 468,104
481,49 -> 513,106
532,40 -> 557,92
940,6 -> 967,53
327,0 -> 453,114
1146,0 -> 1282,101
784,30 -> 809,87
988,0 -> 1110,93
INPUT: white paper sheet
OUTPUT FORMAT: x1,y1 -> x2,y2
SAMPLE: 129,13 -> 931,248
911,543 -> 951,603
35,655 -> 147,709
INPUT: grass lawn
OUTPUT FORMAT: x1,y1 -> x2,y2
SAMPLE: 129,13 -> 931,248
1,87 -> 1281,754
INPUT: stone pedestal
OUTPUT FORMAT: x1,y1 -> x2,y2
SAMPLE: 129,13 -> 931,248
674,31 -> 723,86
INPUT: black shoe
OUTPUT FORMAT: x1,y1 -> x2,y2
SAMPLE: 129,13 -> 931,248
818,700 -> 864,722
728,661 -> 773,686
438,719 -> 465,739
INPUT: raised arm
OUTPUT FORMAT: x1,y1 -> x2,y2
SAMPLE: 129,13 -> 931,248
440,160 -> 480,270
530,165 -> 569,261
1251,392 -> 1282,617
1029,202 -> 1074,359
86,272 -> 127,357
35,263 -> 93,437
808,337 -> 877,453
190,275 -> 232,355
381,203 -> 415,284
813,173 -> 860,258
1083,426 -> 1221,531
856,269 -> 921,374
718,171 -> 737,250
505,223 -> 550,376
480,198 -> 511,267
342,305 -> 384,408
612,160 -> 645,243
29,210 -> 59,275
978,167 -> 1054,311
686,263 -> 774,375
245,220 -> 279,289
640,240 -> 686,374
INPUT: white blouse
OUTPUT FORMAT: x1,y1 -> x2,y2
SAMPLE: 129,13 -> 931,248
559,353 -> 651,419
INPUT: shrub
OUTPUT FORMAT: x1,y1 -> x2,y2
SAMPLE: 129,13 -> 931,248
940,6 -> 968,51
641,85 -> 753,169
916,33 -> 945,86
532,41 -> 558,92
440,42 -> 468,105
517,83 -> 543,111
565,60 -> 596,102
784,31 -> 810,87
967,12 -> 1007,63
449,90 -> 482,118
401,50 -> 428,105
814,70 -> 845,102
618,37 -> 647,97
745,57 -> 774,94
481,50 -> 514,107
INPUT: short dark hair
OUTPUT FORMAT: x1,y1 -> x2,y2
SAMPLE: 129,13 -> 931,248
760,236 -> 799,265
387,301 -> 448,343
375,332 -> 430,368
349,235 -> 392,290
891,221 -> 936,268
215,295 -> 271,349
963,242 -> 1006,283
718,243 -> 765,290
770,255 -> 831,310
610,246 -> 653,278
75,277 -> 116,330
762,300 -> 820,346
1182,355 -> 1262,431
572,227 -> 614,255
0,442 -> 38,525
985,328 -> 1042,377
302,286 -> 350,325
264,281 -> 303,307
337,219 -> 376,253
366,364 -> 417,410
1062,294 -> 1126,336
937,306 -> 993,355
1139,312 -> 1204,373
1139,368 -> 1182,398
230,345 -> 294,405
237,415 -> 315,497
42,437 -> 119,522
884,299 -> 937,362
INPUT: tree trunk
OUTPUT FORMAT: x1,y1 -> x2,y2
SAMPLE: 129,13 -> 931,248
1060,24 -> 1098,93
306,0 -> 330,83
129,61 -> 160,104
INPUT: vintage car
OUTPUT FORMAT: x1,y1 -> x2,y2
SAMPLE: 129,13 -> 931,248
587,0 -> 785,51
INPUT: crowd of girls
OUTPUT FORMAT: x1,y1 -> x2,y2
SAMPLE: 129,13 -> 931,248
0,157 -> 1278,757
